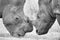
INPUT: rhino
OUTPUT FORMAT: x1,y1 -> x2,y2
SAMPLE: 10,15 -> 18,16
0,0 -> 33,37
0,0 -> 60,37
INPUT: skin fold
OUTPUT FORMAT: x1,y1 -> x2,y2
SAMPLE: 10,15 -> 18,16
0,0 -> 60,37
32,2 -> 56,35
32,0 -> 60,35
32,0 -> 56,35
2,0 -> 33,37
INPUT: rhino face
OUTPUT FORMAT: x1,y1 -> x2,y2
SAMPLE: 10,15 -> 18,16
32,0 -> 56,35
2,0 -> 33,37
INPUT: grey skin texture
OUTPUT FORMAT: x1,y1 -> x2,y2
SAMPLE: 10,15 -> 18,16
1,0 -> 60,37
32,0 -> 60,35
0,0 -> 9,18
2,0 -> 33,37
0,0 -> 25,18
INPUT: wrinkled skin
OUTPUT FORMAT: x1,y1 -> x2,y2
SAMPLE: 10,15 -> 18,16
2,0 -> 33,37
0,0 -> 60,37
0,0 -> 25,18
32,0 -> 60,35
0,0 -> 9,18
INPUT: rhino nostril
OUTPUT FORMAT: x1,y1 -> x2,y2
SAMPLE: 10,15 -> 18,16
36,30 -> 48,35
17,34 -> 21,37
36,30 -> 39,33
15,17 -> 19,20
17,33 -> 25,37
36,30 -> 41,35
